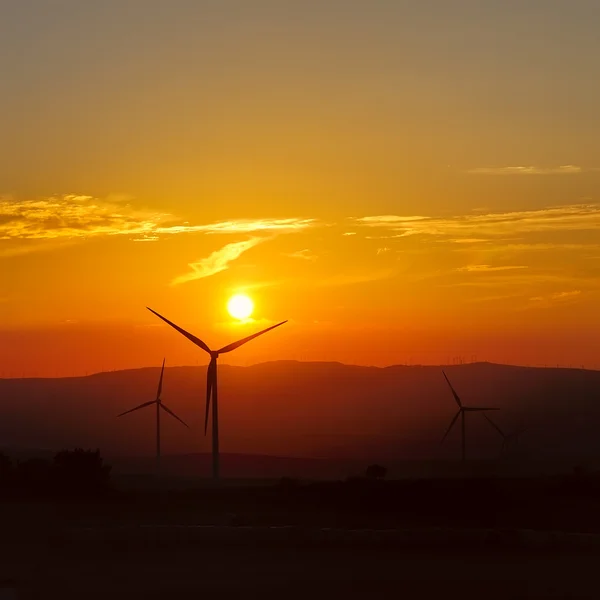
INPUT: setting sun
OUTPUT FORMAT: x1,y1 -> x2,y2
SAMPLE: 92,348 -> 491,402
227,294 -> 254,321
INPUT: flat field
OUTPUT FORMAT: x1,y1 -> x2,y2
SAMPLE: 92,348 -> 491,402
2,477 -> 600,599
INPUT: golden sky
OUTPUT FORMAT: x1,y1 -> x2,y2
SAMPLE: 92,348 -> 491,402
1,1 -> 599,375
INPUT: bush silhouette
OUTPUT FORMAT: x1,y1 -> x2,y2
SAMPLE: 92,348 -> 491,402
53,448 -> 111,492
365,464 -> 387,480
0,452 -> 12,477
16,458 -> 53,491
278,476 -> 300,489
0,452 -> 13,491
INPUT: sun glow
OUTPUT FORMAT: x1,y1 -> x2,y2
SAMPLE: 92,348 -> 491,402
227,294 -> 254,321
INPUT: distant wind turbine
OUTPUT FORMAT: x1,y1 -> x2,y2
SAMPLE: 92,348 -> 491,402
117,358 -> 188,474
146,307 -> 287,481
440,370 -> 499,461
482,413 -> 526,455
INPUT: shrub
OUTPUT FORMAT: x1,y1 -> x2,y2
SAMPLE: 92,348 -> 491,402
365,464 -> 387,480
53,448 -> 111,493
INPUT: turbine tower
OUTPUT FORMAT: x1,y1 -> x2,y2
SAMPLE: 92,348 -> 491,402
117,358 -> 189,474
146,307 -> 287,481
440,370 -> 499,461
482,413 -> 526,456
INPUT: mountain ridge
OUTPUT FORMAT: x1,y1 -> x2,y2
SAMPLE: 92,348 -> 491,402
3,359 -> 595,382
0,361 -> 599,472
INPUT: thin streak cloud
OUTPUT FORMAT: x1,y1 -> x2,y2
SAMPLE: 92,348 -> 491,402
456,265 -> 528,273
353,204 -> 600,239
354,215 -> 429,225
527,290 -> 582,309
284,249 -> 318,261
157,218 -> 316,235
467,165 -> 586,175
171,238 -> 264,286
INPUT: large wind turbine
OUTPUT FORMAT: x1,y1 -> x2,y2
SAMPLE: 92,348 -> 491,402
482,413 -> 526,455
440,370 -> 499,461
117,358 -> 189,474
146,307 -> 287,481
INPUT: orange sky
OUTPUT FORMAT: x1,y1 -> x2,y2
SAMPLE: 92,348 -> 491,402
1,1 -> 599,376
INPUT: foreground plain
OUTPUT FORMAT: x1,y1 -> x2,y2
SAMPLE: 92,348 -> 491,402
2,477 -> 600,598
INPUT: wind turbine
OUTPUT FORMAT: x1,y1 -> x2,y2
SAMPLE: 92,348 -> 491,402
117,358 -> 189,474
482,413 -> 526,455
146,307 -> 287,481
440,370 -> 499,461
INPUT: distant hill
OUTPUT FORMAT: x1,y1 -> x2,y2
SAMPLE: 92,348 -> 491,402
0,361 -> 599,477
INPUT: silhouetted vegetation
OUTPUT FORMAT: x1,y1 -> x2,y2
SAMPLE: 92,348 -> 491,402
53,448 -> 111,493
0,452 -> 12,485
365,464 -> 387,480
16,457 -> 53,492
0,448 -> 111,498
277,476 -> 301,489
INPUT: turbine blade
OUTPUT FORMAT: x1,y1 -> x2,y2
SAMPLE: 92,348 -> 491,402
117,400 -> 156,418
204,362 -> 214,435
156,358 -> 165,400
441,410 -> 461,444
160,404 -> 189,428
146,308 -> 212,355
482,412 -> 505,438
217,320 -> 287,354
442,371 -> 462,408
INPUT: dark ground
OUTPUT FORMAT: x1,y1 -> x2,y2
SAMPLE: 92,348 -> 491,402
3,476 -> 600,598
3,542 -> 600,599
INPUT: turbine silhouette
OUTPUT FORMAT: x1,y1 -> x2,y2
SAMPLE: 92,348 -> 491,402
117,358 -> 188,474
146,307 -> 287,481
440,370 -> 499,461
482,413 -> 526,455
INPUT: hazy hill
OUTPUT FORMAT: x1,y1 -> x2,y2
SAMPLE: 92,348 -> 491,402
0,361 -> 599,476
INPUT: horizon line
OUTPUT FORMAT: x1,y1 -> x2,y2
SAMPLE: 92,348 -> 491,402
1,359 -> 598,380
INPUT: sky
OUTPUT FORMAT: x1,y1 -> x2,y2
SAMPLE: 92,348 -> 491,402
1,0 -> 599,376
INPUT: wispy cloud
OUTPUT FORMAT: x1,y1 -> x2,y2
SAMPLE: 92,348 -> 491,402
132,235 -> 160,242
0,196 -> 317,266
456,264 -> 528,273
452,242 -> 600,253
355,215 -> 429,226
157,218 -> 316,235
353,204 -> 600,240
0,196 -> 315,241
551,290 -> 581,300
0,195 -> 167,240
439,273 -> 586,289
171,238 -> 264,286
284,249 -> 317,262
449,238 -> 488,244
528,290 -> 582,308
467,165 -> 587,175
